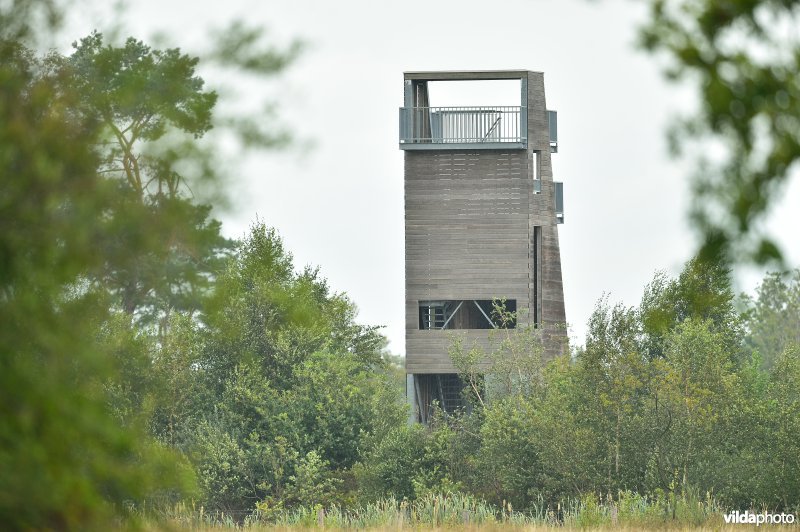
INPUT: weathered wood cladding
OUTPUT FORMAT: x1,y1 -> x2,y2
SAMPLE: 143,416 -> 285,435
525,72 -> 567,356
404,70 -> 567,374
406,332 -> 505,373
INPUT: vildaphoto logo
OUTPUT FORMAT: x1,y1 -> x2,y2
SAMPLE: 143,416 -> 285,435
724,510 -> 796,526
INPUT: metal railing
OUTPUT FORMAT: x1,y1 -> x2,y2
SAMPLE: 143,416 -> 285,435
400,106 -> 524,145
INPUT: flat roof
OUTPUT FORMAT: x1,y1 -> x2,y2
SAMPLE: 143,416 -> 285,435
403,70 -> 541,81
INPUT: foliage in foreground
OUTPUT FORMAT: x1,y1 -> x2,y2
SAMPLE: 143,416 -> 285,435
639,0 -> 800,265
0,29 -> 202,530
0,6 -> 301,528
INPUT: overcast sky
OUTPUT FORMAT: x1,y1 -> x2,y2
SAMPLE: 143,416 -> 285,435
64,0 -> 799,355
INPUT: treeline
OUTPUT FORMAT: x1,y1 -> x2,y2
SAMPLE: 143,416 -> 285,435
362,261 -> 800,514
121,222 -> 405,516
3,21 -> 800,530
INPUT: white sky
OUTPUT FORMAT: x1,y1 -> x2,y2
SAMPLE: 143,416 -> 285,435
63,0 -> 799,355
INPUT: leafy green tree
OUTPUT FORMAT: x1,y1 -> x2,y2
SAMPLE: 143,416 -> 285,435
355,423 -> 458,502
99,312 -> 159,425
286,352 -> 403,470
765,344 -> 800,507
530,357 -> 607,501
741,269 -> 800,369
448,303 -> 546,408
640,257 -> 741,359
473,398 -> 543,507
1,3 -> 346,527
578,299 -> 650,491
707,350 -> 774,508
187,349 -> 402,514
165,223 -> 403,514
60,32 -> 232,330
0,34 -> 194,529
655,318 -> 734,490
201,223 -> 385,390
148,313 -> 209,447
190,419 -> 254,513
286,450 -> 343,508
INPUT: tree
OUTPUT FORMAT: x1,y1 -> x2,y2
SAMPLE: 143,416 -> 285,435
354,422 -> 460,502
286,450 -> 343,508
765,345 -> 800,507
200,222 -> 385,390
639,0 -> 800,264
530,357 -> 607,501
448,302 -> 546,408
0,7 -> 302,524
170,223 -> 403,514
473,397 -> 543,506
655,319 -> 734,491
0,36 -> 194,529
741,269 -> 800,369
579,299 -> 650,491
60,32 -> 232,331
639,257 -> 741,359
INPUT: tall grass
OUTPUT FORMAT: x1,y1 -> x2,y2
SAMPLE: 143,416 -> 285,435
140,489 -> 741,529
253,493 -> 500,528
235,489 -> 725,529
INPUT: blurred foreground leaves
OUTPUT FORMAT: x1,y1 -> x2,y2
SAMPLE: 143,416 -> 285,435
639,0 -> 800,264
0,2 -> 300,526
0,36 -> 197,529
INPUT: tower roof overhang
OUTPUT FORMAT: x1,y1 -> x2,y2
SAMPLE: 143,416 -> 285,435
403,70 -> 540,81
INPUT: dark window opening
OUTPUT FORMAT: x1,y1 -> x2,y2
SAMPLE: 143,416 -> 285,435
419,299 -> 516,330
413,373 -> 481,423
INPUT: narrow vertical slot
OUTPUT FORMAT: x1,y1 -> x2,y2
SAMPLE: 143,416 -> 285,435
533,226 -> 542,326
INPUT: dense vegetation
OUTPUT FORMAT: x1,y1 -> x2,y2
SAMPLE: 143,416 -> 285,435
0,20 -> 401,528
376,260 -> 800,514
3,1 -> 800,529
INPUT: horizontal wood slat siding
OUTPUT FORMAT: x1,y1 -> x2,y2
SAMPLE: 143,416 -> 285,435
406,331 -> 510,373
405,150 -> 531,369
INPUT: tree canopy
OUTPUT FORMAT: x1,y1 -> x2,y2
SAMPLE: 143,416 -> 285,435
0,32 -> 197,530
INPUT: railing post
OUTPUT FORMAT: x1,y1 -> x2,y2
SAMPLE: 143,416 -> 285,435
521,76 -> 529,148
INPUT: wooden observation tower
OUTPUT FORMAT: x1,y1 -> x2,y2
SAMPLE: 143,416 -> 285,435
399,70 -> 567,423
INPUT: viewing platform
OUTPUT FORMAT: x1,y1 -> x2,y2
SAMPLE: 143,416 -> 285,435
399,106 -> 525,150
